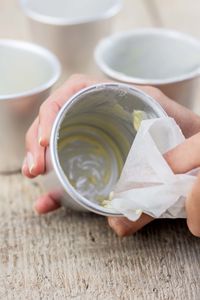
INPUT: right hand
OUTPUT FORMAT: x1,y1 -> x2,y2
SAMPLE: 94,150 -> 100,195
22,74 -> 98,213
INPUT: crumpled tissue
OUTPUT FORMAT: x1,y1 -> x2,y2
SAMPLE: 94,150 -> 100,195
110,117 -> 198,221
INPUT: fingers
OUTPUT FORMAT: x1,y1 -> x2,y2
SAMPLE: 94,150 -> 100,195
23,74 -> 98,178
164,132 -> 200,174
34,194 -> 61,214
185,173 -> 200,237
138,86 -> 200,138
39,74 -> 97,147
22,117 -> 45,178
108,214 -> 154,237
23,74 -> 99,214
165,133 -> 200,237
22,77 -> 200,229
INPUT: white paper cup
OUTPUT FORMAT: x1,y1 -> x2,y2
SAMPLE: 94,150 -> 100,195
0,39 -> 61,172
95,28 -> 200,109
20,0 -> 122,71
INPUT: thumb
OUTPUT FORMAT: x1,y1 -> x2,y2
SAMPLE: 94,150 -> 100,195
164,132 -> 200,237
164,132 -> 200,173
108,131 -> 200,237
185,173 -> 200,237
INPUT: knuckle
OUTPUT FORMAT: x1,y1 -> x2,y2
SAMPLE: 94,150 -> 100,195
146,86 -> 163,99
137,85 -> 163,101
68,73 -> 87,82
66,74 -> 94,96
49,101 -> 60,114
67,73 -> 94,90
115,228 -> 129,237
31,153 -> 45,176
108,218 -> 129,237
39,100 -> 60,117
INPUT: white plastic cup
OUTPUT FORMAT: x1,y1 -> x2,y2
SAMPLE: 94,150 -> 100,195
20,0 -> 122,72
0,39 -> 61,172
95,28 -> 200,109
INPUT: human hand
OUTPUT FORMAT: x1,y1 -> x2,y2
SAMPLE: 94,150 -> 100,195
108,90 -> 200,238
22,74 -> 200,237
22,74 -> 97,213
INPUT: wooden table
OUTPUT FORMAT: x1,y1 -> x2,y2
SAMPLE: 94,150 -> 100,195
0,1 -> 200,299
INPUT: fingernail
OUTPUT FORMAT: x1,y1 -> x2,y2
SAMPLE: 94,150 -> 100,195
27,152 -> 35,175
38,126 -> 43,146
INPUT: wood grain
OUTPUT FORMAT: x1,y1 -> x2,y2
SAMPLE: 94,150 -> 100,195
0,174 -> 200,299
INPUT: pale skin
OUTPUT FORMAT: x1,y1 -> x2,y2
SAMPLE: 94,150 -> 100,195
22,74 -> 200,237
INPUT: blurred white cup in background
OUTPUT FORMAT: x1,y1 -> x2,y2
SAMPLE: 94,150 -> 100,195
95,28 -> 200,110
20,0 -> 122,72
0,39 -> 61,172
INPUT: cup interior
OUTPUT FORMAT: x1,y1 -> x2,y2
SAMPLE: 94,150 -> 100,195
21,0 -> 122,24
52,84 -> 166,215
0,40 -> 60,99
95,29 -> 200,84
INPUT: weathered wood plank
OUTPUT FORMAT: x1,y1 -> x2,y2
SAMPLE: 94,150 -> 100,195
0,174 -> 200,299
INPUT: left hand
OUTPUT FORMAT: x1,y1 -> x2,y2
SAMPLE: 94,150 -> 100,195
22,74 -> 200,237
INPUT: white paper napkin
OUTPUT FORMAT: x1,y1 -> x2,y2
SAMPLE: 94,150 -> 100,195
110,117 -> 198,221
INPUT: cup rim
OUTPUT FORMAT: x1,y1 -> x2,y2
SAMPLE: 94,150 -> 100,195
0,39 -> 61,101
50,83 -> 167,217
95,28 -> 200,85
20,0 -> 122,26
